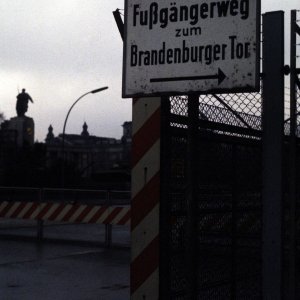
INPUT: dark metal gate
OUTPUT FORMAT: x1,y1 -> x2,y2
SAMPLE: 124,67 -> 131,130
160,91 -> 263,299
159,10 -> 300,299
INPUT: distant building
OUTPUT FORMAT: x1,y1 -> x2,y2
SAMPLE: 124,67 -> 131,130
0,118 -> 132,189
45,122 -> 132,188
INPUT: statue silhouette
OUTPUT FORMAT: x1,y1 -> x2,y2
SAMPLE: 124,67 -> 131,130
16,88 -> 34,117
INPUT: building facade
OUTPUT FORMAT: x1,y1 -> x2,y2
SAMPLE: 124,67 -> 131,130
45,121 -> 132,188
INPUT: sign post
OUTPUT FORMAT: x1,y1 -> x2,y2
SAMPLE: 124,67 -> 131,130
123,1 -> 261,299
123,0 -> 260,97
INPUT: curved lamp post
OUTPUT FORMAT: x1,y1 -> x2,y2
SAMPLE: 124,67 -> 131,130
61,86 -> 109,188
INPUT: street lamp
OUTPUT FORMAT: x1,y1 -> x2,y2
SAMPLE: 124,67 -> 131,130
61,86 -> 108,188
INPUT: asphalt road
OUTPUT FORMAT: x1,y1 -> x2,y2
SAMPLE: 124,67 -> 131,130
0,220 -> 130,300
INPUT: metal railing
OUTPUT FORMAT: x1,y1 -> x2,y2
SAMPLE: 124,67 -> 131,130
0,187 -> 131,247
0,186 -> 131,205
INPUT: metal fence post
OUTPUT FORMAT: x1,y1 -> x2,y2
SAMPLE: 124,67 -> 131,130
262,11 -> 285,300
288,10 -> 299,300
37,188 -> 44,241
231,144 -> 238,299
105,190 -> 112,248
186,94 -> 199,299
105,223 -> 112,248
159,96 -> 171,298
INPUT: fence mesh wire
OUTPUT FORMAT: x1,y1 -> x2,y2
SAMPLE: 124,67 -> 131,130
162,89 -> 263,299
163,39 -> 300,297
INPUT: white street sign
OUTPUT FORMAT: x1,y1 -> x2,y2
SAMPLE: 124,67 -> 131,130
123,0 -> 260,97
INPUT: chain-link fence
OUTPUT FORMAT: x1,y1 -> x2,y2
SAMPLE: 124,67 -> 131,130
159,11 -> 300,298
161,88 -> 263,299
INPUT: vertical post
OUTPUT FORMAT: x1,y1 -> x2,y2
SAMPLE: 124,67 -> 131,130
37,189 -> 44,241
262,11 -> 285,300
112,16 -> 161,298
288,10 -> 299,300
37,220 -> 44,241
105,191 -> 112,248
231,144 -> 237,299
159,96 -> 171,299
186,94 -> 198,299
131,97 -> 161,300
105,224 -> 112,248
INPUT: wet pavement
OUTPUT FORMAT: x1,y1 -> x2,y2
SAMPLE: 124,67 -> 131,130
0,220 -> 130,300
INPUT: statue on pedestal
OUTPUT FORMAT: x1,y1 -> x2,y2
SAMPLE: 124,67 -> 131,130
16,88 -> 34,117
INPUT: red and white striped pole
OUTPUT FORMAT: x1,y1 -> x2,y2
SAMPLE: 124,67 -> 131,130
131,97 -> 162,299
112,9 -> 162,297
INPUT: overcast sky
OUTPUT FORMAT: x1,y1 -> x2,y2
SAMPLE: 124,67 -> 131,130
0,0 -> 299,142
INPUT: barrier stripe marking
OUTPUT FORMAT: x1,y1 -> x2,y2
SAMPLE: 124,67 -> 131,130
56,204 -> 73,221
18,202 -> 35,218
6,202 -> 22,218
48,203 -> 66,221
4,202 -> 17,218
131,269 -> 159,300
83,206 -> 101,223
131,97 -> 161,299
0,202 -> 14,217
131,235 -> 159,293
36,203 -> 53,220
42,203 -> 61,220
132,108 -> 161,167
109,206 -> 129,224
31,203 -> 47,219
131,204 -> 159,261
88,206 -> 107,223
132,98 -> 161,135
104,207 -> 122,224
131,173 -> 160,230
116,208 -> 131,225
0,201 -> 130,225
132,140 -> 161,199
94,207 -> 109,224
69,205 -> 87,223
62,204 -> 81,222
0,201 -> 7,211
75,206 -> 94,223
10,202 -> 27,218
24,203 -> 39,219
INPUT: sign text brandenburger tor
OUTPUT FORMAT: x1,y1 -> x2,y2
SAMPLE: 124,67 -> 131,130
123,0 -> 260,97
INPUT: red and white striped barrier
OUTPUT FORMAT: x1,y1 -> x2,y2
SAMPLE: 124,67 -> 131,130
0,201 -> 130,225
131,97 -> 161,299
